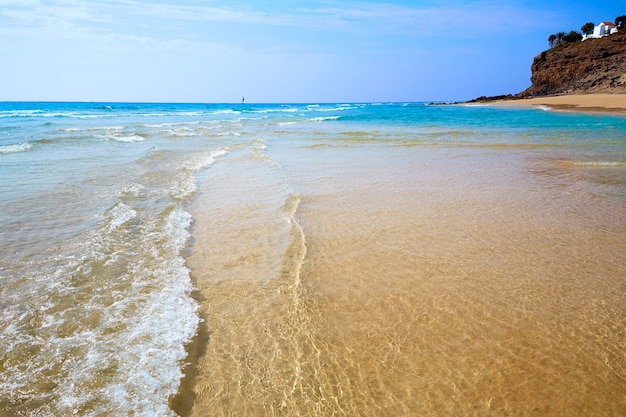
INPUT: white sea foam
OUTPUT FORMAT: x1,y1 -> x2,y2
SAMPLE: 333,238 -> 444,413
251,140 -> 267,151
143,121 -> 201,128
572,161 -> 623,167
108,202 -> 137,231
106,134 -> 145,142
250,107 -> 299,114
186,149 -> 228,172
211,109 -> 241,115
121,182 -> 146,196
0,109 -> 103,119
0,109 -> 43,118
308,116 -> 340,122
90,126 -> 125,131
106,206 -> 198,416
165,127 -> 196,137
171,149 -> 228,199
0,142 -> 33,154
0,202 -> 200,415
0,125 -> 231,414
59,207 -> 197,416
309,107 -> 338,112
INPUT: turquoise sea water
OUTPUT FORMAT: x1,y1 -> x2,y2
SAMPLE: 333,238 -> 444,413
1,102 -> 625,416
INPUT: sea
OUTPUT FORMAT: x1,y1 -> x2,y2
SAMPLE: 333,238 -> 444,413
1,101 -> 625,417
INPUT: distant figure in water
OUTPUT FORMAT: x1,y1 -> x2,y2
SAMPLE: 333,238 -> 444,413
242,96 -> 245,104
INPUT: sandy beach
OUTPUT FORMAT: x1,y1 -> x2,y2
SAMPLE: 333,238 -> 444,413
177,104 -> 626,417
493,93 -> 626,114
3,102 -> 625,416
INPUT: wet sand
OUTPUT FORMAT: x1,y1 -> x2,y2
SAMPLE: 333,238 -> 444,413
493,93 -> 626,114
177,139 -> 626,416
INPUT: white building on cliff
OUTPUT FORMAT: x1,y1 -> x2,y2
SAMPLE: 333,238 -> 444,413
583,22 -> 618,40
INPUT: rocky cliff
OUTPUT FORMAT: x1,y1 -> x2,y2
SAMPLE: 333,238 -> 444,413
518,30 -> 626,97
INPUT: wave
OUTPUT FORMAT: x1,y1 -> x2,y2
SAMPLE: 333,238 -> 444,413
0,147 -> 230,416
0,108 -> 230,120
142,121 -> 201,128
0,203 -> 199,416
248,107 -> 299,114
105,134 -> 146,142
308,116 -> 341,122
107,202 -> 137,231
164,127 -> 196,137
210,109 -> 241,115
0,109 -> 44,118
0,142 -> 33,154
0,111 -> 105,119
559,160 -> 625,167
311,105 -> 356,112
170,149 -> 228,199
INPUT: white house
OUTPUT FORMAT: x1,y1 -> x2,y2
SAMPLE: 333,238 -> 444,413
583,21 -> 619,40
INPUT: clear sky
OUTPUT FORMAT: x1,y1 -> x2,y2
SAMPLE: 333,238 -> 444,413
1,0 -> 625,103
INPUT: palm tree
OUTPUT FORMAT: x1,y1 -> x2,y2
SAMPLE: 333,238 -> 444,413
548,32 -> 566,48
548,34 -> 557,48
581,22 -> 595,35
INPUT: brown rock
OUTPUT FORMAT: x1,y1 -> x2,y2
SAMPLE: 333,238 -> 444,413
518,30 -> 626,97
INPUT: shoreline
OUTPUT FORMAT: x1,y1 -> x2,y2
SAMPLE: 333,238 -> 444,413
486,93 -> 626,115
171,98 -> 626,416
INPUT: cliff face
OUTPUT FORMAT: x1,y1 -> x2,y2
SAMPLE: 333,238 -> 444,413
518,30 -> 626,97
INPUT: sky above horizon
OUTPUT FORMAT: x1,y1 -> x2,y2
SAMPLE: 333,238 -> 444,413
1,1 -> 625,103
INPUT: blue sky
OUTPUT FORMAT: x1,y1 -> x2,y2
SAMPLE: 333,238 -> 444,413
1,0 -> 625,102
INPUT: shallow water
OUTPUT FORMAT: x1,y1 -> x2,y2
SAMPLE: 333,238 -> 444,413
1,102 -> 625,416
183,108 -> 626,416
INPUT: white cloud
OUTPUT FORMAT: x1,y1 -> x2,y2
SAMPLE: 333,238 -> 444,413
0,0 -> 557,46
298,1 -> 555,34
131,3 -> 274,24
0,0 -> 558,101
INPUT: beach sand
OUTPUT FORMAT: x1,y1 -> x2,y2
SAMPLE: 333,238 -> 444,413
493,93 -> 626,114
177,135 -> 626,416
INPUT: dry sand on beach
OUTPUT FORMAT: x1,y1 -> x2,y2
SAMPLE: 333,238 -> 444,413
493,93 -> 626,114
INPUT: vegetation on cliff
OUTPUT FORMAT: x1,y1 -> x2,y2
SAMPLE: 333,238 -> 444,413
548,15 -> 625,49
